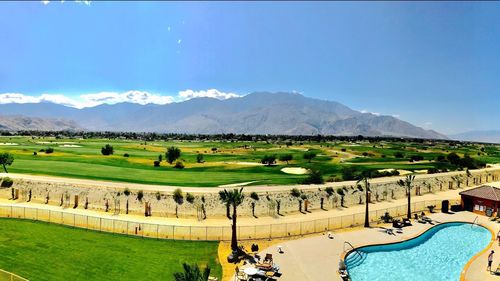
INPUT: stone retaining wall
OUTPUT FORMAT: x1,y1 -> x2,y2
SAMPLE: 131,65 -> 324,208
1,168 -> 499,219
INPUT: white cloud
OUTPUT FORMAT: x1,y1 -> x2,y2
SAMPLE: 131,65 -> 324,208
177,39 -> 182,44
391,114 -> 400,118
360,109 -> 380,116
0,89 -> 240,108
167,26 -> 171,32
80,91 -> 174,107
423,121 -> 433,128
178,89 -> 240,100
41,0 -> 91,5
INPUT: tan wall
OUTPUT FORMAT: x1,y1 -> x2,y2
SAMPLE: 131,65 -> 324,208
1,168 -> 499,219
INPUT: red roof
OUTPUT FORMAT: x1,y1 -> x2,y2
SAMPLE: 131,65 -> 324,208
459,185 -> 500,202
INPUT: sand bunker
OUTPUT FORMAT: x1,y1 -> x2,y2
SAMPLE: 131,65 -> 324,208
219,181 -> 259,188
0,143 -> 18,146
37,141 -> 75,144
227,162 -> 264,166
281,167 -> 309,175
60,144 -> 82,147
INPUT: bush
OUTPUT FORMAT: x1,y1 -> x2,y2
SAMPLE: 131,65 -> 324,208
123,153 -> 130,157
279,154 -> 293,164
261,155 -> 276,166
303,151 -> 317,162
409,155 -> 424,162
301,170 -> 324,184
101,144 -> 114,155
394,152 -> 404,158
196,153 -> 204,163
166,146 -> 181,164
290,188 -> 301,198
45,147 -> 54,154
1,177 -> 13,188
427,168 -> 440,174
153,160 -> 160,167
186,192 -> 195,204
137,190 -> 144,201
174,161 -> 185,169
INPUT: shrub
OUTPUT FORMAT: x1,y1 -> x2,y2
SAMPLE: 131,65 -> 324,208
301,170 -> 324,184
261,155 -> 276,166
279,154 -> 293,164
153,160 -> 160,167
303,151 -> 317,162
174,161 -> 185,169
186,192 -> 195,204
123,153 -> 130,157
166,146 -> 181,164
45,147 -> 54,154
394,152 -> 404,158
325,187 -> 334,196
290,188 -> 301,198
101,144 -> 114,155
409,155 -> 424,162
137,190 -> 144,201
1,177 -> 13,188
196,153 -> 204,163
250,192 -> 259,201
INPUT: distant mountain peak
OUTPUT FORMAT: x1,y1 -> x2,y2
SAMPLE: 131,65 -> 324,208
0,92 -> 447,139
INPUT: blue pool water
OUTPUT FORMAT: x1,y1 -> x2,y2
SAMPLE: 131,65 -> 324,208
345,222 -> 491,281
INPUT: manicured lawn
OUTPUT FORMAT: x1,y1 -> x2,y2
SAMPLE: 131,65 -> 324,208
0,136 -> 498,186
0,218 -> 221,281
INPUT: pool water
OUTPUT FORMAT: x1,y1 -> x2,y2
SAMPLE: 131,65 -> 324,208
345,222 -> 491,281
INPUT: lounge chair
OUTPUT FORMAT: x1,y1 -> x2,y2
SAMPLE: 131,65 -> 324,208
256,263 -> 273,271
402,218 -> 412,226
494,263 -> 500,275
264,253 -> 273,263
386,228 -> 395,235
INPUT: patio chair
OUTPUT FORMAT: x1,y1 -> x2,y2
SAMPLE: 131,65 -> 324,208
264,253 -> 273,263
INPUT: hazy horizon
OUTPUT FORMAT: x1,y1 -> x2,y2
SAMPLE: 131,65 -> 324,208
1,1 -> 500,134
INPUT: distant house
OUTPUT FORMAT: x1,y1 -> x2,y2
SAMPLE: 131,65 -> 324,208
460,185 -> 500,216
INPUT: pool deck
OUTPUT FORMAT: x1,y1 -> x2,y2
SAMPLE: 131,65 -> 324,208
255,211 -> 498,281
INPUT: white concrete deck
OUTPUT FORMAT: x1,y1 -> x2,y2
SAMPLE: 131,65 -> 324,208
253,211 -> 497,281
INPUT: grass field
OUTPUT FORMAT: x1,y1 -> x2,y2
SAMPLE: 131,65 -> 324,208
0,136 -> 499,187
0,218 -> 221,280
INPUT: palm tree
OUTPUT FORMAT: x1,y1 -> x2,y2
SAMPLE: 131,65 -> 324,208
218,190 -> 231,219
173,188 -> 184,218
397,175 -> 415,219
173,263 -> 211,281
357,176 -> 370,227
124,188 -> 131,214
218,188 -> 245,255
451,175 -> 462,189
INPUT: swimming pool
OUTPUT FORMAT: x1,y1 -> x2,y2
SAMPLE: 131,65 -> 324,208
344,222 -> 492,281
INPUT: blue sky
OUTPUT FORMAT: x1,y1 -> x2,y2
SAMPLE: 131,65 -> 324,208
0,1 -> 499,134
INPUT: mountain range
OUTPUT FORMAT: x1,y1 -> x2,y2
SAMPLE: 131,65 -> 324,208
0,92 -> 447,139
449,130 -> 500,144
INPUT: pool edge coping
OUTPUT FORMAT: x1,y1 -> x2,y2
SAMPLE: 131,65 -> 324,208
460,221 -> 495,281
339,220 -> 494,281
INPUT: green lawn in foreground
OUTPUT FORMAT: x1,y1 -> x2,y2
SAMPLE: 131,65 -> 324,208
0,218 -> 221,281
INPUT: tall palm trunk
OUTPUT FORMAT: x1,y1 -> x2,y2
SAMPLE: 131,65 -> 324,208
2,164 -> 7,173
231,204 -> 238,251
364,187 -> 369,227
407,187 -> 411,219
